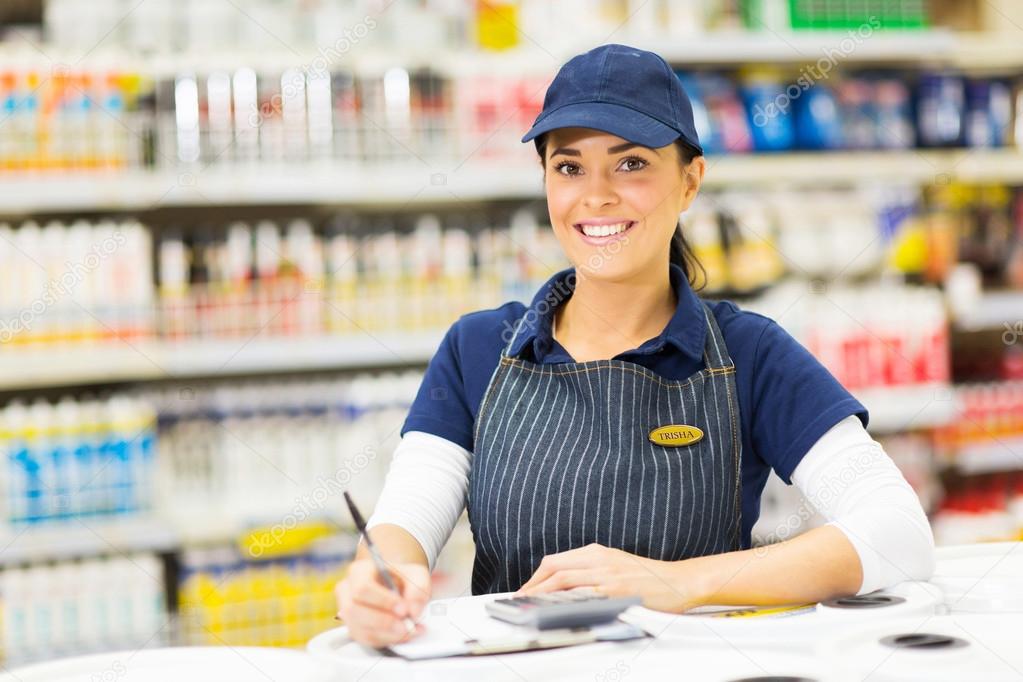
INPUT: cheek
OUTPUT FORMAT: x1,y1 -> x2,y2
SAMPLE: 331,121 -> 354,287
545,187 -> 581,237
626,183 -> 674,221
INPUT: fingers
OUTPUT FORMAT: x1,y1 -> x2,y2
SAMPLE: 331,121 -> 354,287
519,544 -> 604,593
342,594 -> 417,647
352,578 -> 406,615
335,561 -> 431,648
522,569 -> 603,595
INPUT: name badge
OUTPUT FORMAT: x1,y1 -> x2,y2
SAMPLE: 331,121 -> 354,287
648,425 -> 704,447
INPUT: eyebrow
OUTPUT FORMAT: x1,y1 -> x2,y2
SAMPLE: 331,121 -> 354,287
549,142 -> 660,158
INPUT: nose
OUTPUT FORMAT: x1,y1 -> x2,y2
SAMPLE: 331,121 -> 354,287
581,170 -> 619,210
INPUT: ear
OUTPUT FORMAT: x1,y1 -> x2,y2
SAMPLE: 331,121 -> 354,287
679,156 -> 706,211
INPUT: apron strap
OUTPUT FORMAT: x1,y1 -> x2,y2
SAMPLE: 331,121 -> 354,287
501,314 -> 529,358
701,301 -> 734,370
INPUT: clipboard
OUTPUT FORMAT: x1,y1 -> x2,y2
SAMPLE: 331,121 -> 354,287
387,619 -> 651,660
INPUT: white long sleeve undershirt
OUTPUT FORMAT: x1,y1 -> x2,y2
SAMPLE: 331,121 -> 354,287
367,415 -> 935,594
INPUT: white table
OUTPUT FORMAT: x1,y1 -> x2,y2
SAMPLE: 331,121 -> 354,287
0,647 -> 337,682
7,542 -> 1021,682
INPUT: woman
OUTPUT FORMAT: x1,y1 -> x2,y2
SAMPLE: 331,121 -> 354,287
334,44 -> 935,648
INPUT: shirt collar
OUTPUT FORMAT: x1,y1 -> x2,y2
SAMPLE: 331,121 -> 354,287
507,263 -> 707,362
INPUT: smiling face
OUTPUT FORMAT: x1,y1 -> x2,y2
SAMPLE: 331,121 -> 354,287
540,127 -> 703,281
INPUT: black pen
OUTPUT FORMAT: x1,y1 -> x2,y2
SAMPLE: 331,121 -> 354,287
342,491 -> 417,636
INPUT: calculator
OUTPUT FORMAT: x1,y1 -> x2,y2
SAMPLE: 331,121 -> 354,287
485,590 -> 642,630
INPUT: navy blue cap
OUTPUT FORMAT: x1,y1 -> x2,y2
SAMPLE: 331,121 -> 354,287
521,43 -> 703,154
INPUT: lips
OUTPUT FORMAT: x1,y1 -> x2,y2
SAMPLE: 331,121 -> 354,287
573,220 -> 637,245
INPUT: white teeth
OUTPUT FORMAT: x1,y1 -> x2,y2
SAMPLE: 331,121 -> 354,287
580,221 -> 631,237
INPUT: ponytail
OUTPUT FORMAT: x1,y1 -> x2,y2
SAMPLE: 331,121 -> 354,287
670,222 -> 706,292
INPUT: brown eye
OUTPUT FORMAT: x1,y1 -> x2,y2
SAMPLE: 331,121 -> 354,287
619,156 -> 648,172
553,161 -> 581,176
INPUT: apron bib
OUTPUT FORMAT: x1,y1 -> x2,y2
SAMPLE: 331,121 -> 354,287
468,300 -> 742,594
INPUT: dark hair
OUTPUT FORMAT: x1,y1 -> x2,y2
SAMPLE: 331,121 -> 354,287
534,135 -> 706,291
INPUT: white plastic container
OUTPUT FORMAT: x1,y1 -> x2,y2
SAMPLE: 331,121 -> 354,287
819,614 -> 1023,682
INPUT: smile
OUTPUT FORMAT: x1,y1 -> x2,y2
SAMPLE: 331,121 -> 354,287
573,220 -> 636,245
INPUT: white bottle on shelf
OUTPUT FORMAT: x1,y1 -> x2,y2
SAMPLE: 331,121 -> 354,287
52,562 -> 81,654
0,568 -> 30,661
77,558 -> 112,650
26,564 -> 56,661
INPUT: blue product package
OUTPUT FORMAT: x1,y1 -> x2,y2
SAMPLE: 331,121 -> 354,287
697,72 -> 752,154
793,84 -> 843,150
740,73 -> 795,152
874,75 -> 915,149
965,78 -> 1012,148
73,437 -> 94,518
112,428 -> 132,514
676,71 -> 721,154
136,426 -> 157,512
97,425 -> 117,514
49,438 -> 71,520
11,446 -> 42,525
916,72 -> 965,148
837,76 -> 877,150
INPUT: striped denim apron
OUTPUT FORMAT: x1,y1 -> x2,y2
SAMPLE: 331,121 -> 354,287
468,301 -> 742,595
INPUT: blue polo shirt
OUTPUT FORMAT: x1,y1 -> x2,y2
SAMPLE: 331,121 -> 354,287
401,263 -> 868,549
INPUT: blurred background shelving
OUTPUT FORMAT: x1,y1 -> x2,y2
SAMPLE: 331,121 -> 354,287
2,0 -> 1023,667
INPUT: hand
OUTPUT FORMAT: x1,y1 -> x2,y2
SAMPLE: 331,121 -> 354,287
516,543 -> 704,613
334,559 -> 431,648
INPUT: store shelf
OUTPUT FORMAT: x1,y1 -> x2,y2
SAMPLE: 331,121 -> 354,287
941,438 -> 1023,474
4,29 -> 987,73
0,164 -> 546,214
631,30 -> 958,66
857,383 -> 957,433
0,514 -> 358,566
949,33 -> 1023,71
708,149 -> 1023,187
952,290 -> 1023,332
0,516 -> 178,567
3,150 -> 1023,213
0,332 -> 444,391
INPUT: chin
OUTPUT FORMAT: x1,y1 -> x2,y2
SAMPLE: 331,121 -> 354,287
572,255 -> 643,282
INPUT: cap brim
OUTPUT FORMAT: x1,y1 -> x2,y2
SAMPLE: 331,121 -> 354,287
520,101 -> 684,149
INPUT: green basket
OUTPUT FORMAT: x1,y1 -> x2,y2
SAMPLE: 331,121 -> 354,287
741,0 -> 930,31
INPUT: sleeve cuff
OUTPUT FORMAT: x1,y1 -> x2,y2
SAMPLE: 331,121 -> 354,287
401,415 -> 474,452
774,399 -> 868,485
366,516 -> 440,571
